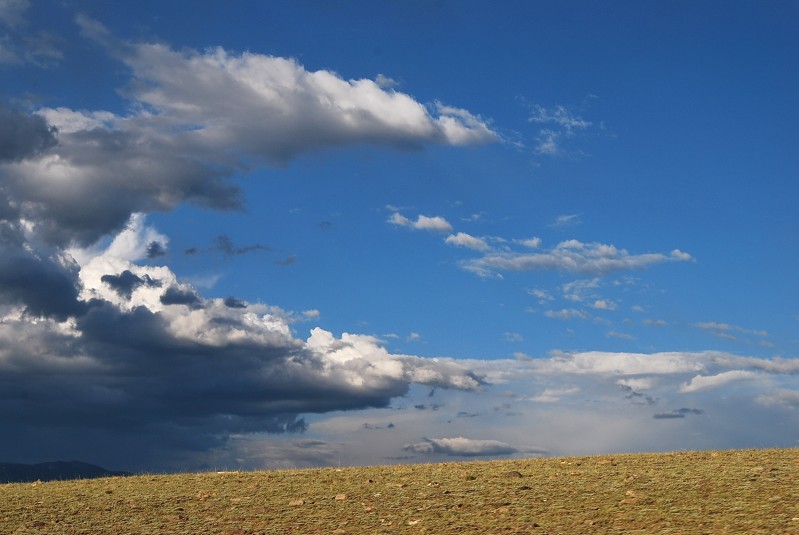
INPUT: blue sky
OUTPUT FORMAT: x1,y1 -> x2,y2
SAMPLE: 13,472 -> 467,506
1,0 -> 797,471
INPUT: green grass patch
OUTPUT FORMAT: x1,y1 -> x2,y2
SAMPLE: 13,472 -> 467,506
2,448 -> 798,533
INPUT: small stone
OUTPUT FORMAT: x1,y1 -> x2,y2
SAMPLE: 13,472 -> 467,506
504,470 -> 524,478
334,493 -> 347,501
289,499 -> 304,506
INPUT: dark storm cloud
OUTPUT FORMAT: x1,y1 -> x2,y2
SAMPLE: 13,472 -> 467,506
159,286 -> 202,307
0,105 -> 57,162
0,283 -> 481,471
146,241 -> 167,258
223,296 -> 247,309
0,248 -> 85,320
101,270 -> 161,299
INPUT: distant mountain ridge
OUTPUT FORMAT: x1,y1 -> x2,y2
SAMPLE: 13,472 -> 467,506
0,461 -> 130,483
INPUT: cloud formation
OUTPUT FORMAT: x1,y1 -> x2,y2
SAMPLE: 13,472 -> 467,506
0,17 -> 497,470
463,240 -> 692,278
528,103 -> 594,157
389,212 -> 453,233
0,17 -> 495,247
404,437 -> 517,457
0,215 -> 482,469
0,105 -> 58,162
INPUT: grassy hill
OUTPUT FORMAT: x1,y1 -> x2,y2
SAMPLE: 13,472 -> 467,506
1,448 -> 798,534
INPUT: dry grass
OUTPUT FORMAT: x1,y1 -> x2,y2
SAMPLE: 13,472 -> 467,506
1,448 -> 798,534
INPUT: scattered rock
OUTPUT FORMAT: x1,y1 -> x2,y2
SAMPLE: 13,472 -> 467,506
334,493 -> 347,501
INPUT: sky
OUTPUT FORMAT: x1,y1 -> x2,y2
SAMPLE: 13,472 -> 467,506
0,0 -> 797,472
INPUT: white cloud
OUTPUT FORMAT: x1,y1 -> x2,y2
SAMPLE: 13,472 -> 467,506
528,104 -> 594,157
537,350 -> 708,376
617,377 -> 655,391
592,299 -> 617,311
462,239 -> 692,278
670,249 -> 693,261
445,232 -> 490,251
528,288 -> 554,303
678,370 -> 762,393
529,387 -> 580,403
695,321 -> 768,338
1,19 -> 494,247
607,330 -> 634,340
529,104 -> 592,132
517,236 -> 542,249
504,332 -> 524,342
708,355 -> 799,374
404,437 -> 516,456
561,278 -> 601,302
389,212 -> 453,233
549,214 -> 581,228
544,308 -> 589,320
0,0 -> 29,27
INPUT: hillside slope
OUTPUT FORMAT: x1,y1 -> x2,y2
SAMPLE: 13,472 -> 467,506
1,449 -> 798,534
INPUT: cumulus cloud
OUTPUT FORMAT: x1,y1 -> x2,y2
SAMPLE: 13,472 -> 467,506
445,232 -> 490,252
0,18 -> 495,247
0,211 -> 483,470
592,299 -> 617,311
0,17 -> 501,469
388,212 -> 453,233
404,437 -> 516,456
518,236 -> 542,248
462,240 -> 692,278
